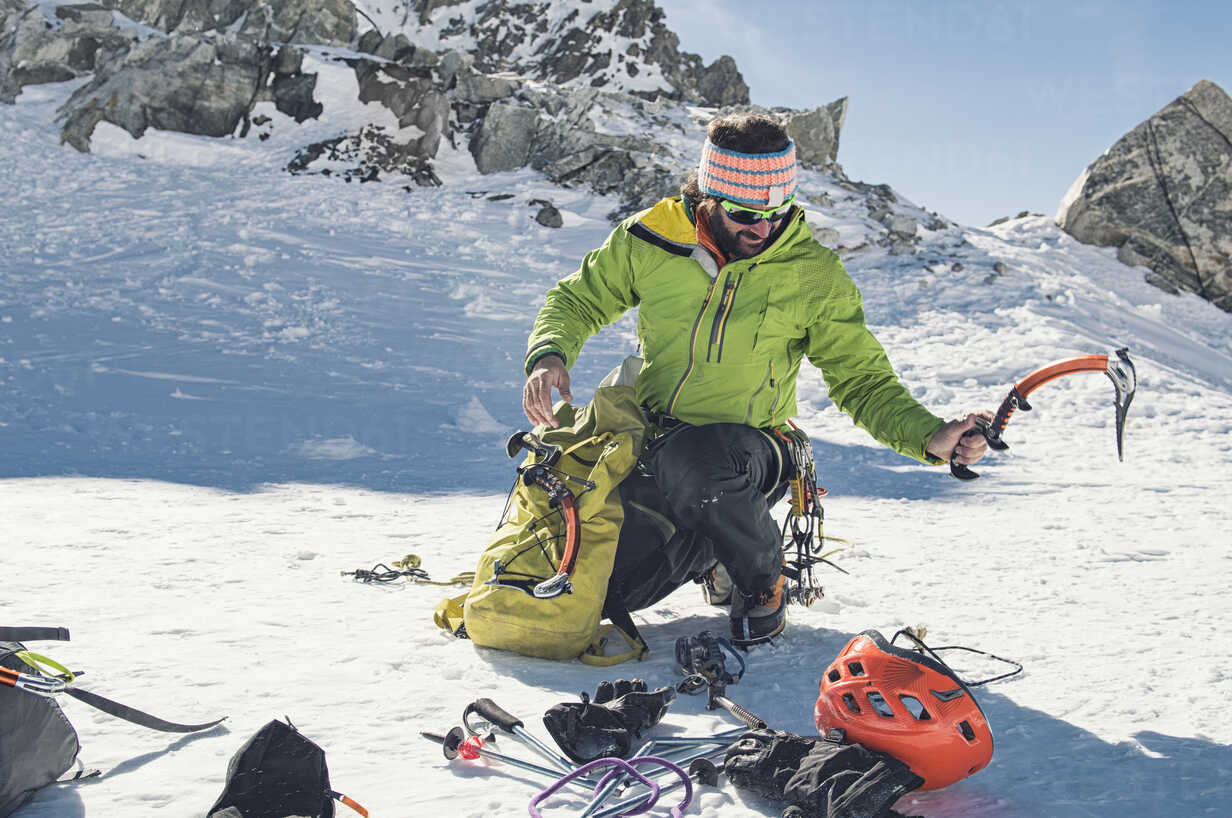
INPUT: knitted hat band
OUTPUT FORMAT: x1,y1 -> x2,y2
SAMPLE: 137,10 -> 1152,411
698,139 -> 798,207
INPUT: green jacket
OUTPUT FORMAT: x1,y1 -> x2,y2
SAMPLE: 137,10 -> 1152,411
525,197 -> 945,463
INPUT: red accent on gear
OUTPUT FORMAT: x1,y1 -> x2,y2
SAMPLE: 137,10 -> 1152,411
459,736 -> 483,760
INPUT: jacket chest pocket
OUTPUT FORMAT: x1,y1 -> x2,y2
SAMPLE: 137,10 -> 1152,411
752,289 -> 804,355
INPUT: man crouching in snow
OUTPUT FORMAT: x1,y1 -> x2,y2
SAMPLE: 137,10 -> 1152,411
521,113 -> 987,647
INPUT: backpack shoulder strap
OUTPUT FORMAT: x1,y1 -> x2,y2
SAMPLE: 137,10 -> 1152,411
0,626 -> 71,642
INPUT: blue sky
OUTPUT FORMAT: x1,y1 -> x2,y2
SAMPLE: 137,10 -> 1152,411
654,0 -> 1231,226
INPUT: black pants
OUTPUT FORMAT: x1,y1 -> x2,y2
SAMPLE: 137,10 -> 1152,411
604,423 -> 790,616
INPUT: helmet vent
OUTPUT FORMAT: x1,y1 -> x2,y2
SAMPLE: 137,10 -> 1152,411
847,661 -> 866,677
958,720 -> 977,741
865,691 -> 894,718
930,687 -> 964,702
828,668 -> 841,683
898,695 -> 931,721
841,693 -> 861,714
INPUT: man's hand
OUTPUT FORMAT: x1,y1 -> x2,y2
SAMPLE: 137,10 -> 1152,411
926,413 -> 992,465
523,354 -> 573,427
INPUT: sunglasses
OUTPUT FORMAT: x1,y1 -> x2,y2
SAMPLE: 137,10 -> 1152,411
717,196 -> 795,225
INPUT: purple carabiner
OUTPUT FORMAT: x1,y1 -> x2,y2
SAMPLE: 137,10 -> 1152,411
529,757 -> 659,817
593,756 -> 693,818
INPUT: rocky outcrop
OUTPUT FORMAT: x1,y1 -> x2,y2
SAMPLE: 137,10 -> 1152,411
287,123 -> 442,186
0,3 -> 136,103
97,0 -> 356,46
4,0 -> 847,220
1058,80 -> 1232,312
354,59 -> 449,157
57,32 -> 320,150
403,0 -> 749,107
785,97 -> 848,169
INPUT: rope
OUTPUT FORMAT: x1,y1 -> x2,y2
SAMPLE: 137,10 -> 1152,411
341,554 -> 474,586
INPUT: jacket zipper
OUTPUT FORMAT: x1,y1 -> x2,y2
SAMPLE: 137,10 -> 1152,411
667,277 -> 720,414
706,270 -> 744,362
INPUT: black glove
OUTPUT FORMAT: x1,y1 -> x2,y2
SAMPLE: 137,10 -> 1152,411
723,729 -> 818,802
542,679 -> 676,763
724,729 -> 924,818
782,740 -> 924,818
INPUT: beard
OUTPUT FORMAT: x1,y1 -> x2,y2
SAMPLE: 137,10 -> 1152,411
708,207 -> 775,260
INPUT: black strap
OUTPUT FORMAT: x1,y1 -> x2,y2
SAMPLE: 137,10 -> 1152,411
0,626 -> 71,642
63,687 -> 226,733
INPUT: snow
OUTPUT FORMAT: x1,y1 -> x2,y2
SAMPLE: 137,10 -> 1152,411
3,72 -> 1232,818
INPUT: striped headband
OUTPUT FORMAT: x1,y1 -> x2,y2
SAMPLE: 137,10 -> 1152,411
697,139 -> 798,207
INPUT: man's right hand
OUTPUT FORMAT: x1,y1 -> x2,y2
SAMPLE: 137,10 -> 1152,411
523,354 -> 572,427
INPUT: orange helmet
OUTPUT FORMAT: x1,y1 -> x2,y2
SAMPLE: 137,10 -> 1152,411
814,629 -> 993,790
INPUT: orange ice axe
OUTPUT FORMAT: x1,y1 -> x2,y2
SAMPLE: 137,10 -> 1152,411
952,347 -> 1136,480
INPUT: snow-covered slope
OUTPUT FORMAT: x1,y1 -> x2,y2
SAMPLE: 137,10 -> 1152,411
3,70 -> 1232,818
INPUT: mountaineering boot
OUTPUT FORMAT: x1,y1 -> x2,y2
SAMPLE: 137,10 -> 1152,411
701,561 -> 733,606
730,574 -> 787,647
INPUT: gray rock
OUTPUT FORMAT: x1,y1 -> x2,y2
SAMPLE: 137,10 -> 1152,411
785,97 -> 847,168
354,60 -> 448,157
97,0 -> 356,46
694,55 -> 747,108
470,100 -> 538,173
287,123 -> 442,186
272,71 -> 321,122
529,199 -> 563,228
886,214 -> 918,238
454,66 -> 519,104
809,225 -> 841,246
54,3 -> 114,27
57,31 -> 313,151
993,261 -> 1009,274
436,49 -> 472,88
1058,79 -> 1232,312
1,3 -> 136,104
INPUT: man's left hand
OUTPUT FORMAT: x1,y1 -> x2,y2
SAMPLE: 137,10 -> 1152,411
926,413 -> 993,465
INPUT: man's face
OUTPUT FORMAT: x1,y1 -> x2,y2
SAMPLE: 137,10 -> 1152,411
709,200 -> 786,260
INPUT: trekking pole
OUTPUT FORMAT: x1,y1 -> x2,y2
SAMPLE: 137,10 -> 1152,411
421,729 -> 596,792
463,698 -> 587,777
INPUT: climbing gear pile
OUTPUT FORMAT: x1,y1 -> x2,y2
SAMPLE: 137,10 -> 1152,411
425,689 -> 740,817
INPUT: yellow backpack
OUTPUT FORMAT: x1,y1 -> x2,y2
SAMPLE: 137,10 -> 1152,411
435,386 -> 652,665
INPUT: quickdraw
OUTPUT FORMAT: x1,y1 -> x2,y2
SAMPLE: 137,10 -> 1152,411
952,347 -> 1137,480
774,421 -> 851,605
486,430 -> 595,600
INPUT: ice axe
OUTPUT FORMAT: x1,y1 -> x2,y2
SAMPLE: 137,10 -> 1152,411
951,347 -> 1137,480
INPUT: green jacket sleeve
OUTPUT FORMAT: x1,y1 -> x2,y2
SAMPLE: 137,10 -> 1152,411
525,223 -> 640,374
804,289 -> 945,464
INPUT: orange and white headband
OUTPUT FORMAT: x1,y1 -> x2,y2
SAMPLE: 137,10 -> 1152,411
697,139 -> 798,207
